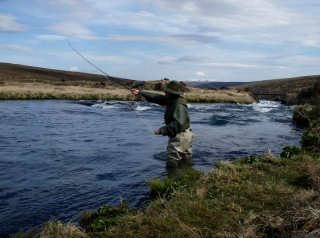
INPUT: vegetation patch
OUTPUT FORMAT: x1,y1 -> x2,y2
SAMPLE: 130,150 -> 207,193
11,221 -> 87,238
80,204 -> 129,233
280,146 -> 302,158
148,168 -> 203,198
293,104 -> 320,126
12,151 -> 320,238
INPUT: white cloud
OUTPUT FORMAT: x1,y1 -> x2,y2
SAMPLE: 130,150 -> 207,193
186,78 -> 217,82
80,52 -> 138,64
157,55 -> 209,65
270,54 -> 320,68
196,71 -> 205,77
176,56 -> 209,63
156,52 -> 288,71
157,56 -> 177,65
33,0 -> 310,47
36,35 -> 66,41
29,0 -> 318,48
38,0 -> 97,20
145,0 -> 297,29
0,44 -> 33,52
108,34 -> 219,46
203,62 -> 288,70
0,14 -> 27,32
44,48 -> 139,65
50,22 -> 96,39
2,0 -> 320,82
69,66 -> 79,71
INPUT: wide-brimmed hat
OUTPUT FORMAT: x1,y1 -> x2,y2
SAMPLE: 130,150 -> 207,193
164,80 -> 184,95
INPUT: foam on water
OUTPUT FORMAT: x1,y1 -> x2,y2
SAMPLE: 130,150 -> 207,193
90,101 -> 152,112
134,105 -> 152,111
92,103 -> 117,109
252,100 -> 281,113
188,103 -> 219,112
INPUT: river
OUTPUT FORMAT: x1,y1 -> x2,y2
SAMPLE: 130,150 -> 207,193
0,100 -> 302,237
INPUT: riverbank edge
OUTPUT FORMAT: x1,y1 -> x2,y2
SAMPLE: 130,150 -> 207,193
11,106 -> 320,237
0,84 -> 255,104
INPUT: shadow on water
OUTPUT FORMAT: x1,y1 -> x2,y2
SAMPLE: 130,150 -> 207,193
153,151 -> 166,161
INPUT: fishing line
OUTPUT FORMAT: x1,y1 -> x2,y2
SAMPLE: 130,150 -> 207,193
67,39 -> 154,133
67,39 -> 112,79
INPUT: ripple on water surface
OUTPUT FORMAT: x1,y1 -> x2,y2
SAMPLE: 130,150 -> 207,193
0,100 -> 303,237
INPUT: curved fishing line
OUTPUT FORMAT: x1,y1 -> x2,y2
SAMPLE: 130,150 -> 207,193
67,39 -> 111,79
67,39 -> 154,133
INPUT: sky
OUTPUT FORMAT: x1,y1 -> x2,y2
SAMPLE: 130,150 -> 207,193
0,0 -> 320,82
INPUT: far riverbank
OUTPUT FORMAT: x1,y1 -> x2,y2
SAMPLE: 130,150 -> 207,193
0,82 -> 254,103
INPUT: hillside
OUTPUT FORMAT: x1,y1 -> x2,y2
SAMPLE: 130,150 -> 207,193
186,75 -> 320,104
2,61 -> 317,104
0,62 -> 253,103
0,62 -> 135,88
186,81 -> 247,89
234,75 -> 320,104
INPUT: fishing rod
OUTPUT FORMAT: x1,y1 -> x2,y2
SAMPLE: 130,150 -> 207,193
67,39 -> 154,133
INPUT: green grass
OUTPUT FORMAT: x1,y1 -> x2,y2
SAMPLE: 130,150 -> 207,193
11,152 -> 320,238
82,153 -> 320,238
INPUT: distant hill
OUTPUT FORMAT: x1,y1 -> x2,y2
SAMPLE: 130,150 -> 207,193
0,62 -> 318,104
0,62 -> 173,91
186,81 -> 247,89
186,75 -> 320,104
0,62 -> 136,88
0,62 -> 254,103
234,75 -> 320,104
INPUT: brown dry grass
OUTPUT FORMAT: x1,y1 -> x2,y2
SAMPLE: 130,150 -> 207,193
0,62 -> 254,102
40,221 -> 87,238
185,88 -> 254,104
0,82 -> 136,100
0,82 -> 254,103
11,153 -> 320,238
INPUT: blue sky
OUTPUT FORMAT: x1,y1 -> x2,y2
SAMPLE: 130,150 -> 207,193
1,0 -> 319,82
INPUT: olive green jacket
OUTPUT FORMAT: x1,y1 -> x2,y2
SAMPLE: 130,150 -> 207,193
140,91 -> 190,137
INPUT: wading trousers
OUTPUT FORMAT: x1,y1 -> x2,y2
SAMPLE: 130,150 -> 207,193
166,128 -> 195,176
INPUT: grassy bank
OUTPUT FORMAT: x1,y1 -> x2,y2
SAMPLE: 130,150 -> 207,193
0,62 -> 254,103
0,82 -> 254,103
0,83 -> 136,101
100,153 -> 320,238
13,152 -> 320,238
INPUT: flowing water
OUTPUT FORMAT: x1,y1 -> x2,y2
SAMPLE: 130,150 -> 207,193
0,100 -> 303,236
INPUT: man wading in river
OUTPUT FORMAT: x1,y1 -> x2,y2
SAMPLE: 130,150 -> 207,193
131,80 -> 195,176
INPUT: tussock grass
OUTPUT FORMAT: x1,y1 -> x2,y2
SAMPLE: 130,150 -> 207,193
11,221 -> 87,238
293,104 -> 320,153
0,82 -> 254,103
185,88 -> 254,104
98,153 -> 320,238
12,152 -> 320,237
39,221 -> 87,238
0,83 -> 137,101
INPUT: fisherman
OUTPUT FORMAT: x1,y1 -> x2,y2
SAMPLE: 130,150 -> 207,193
131,80 -> 195,176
